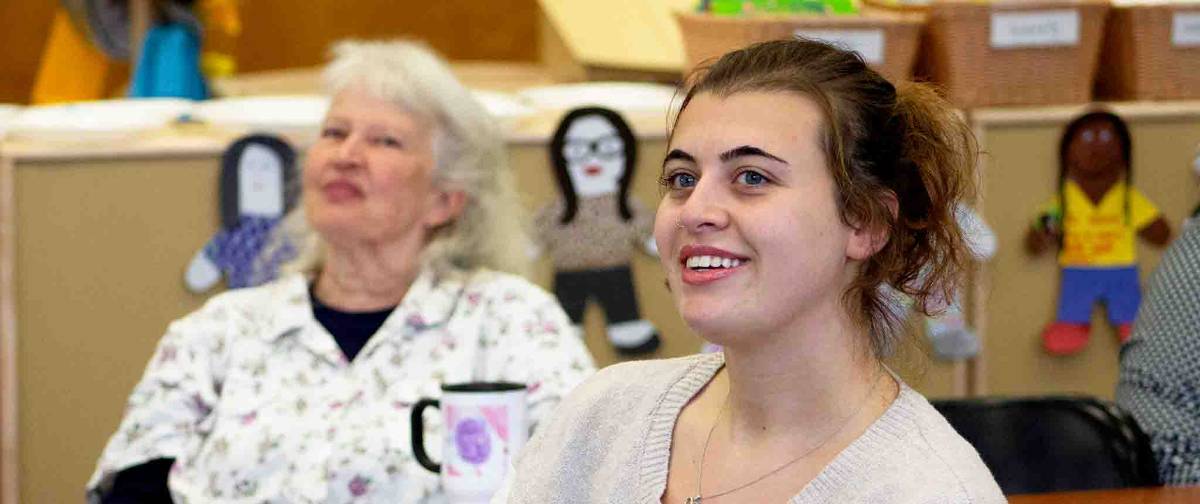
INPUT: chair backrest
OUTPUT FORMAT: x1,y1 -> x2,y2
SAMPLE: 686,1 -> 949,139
931,396 -> 1159,495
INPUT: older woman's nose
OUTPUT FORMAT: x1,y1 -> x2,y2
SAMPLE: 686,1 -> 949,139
677,177 -> 730,233
333,133 -> 367,167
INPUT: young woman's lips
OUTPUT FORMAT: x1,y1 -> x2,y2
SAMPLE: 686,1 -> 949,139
322,181 -> 363,203
679,245 -> 749,286
585,165 -> 602,176
681,266 -> 742,285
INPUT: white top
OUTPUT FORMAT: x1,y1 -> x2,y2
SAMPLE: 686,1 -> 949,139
88,268 -> 596,503
498,353 -> 1005,503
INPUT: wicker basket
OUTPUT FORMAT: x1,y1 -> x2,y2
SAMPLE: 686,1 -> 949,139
1095,4 -> 1200,101
920,0 -> 1110,108
675,9 -> 924,83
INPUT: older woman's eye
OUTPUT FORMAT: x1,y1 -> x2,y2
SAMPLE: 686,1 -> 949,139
371,136 -> 403,149
321,127 -> 347,139
736,170 -> 768,186
662,172 -> 697,189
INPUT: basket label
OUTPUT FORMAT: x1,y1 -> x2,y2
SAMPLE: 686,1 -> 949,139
990,10 -> 1080,49
794,29 -> 885,64
1174,12 -> 1200,47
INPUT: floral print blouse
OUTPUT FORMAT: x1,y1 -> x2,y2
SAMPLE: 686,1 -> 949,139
87,268 -> 596,503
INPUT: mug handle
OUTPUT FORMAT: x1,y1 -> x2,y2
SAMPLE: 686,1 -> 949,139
410,398 -> 441,473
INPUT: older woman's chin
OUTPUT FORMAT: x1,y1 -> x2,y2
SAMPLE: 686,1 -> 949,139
308,216 -> 375,245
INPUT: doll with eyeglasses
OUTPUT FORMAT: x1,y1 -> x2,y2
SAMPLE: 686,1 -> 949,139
533,107 -> 661,355
1028,111 -> 1171,355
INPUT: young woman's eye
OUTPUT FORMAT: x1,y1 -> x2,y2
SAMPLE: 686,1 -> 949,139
662,172 -> 697,189
736,170 -> 768,186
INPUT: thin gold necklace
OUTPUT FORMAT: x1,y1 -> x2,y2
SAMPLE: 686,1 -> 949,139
685,369 -> 885,504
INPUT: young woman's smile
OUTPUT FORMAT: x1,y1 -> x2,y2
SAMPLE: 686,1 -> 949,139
678,244 -> 750,285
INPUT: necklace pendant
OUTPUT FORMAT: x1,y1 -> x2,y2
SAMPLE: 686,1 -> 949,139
686,497 -> 702,504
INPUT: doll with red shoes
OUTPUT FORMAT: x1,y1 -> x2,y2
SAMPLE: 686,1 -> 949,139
1027,110 -> 1171,355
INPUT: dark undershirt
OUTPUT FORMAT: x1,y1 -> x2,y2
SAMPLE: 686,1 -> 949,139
309,286 -> 396,362
100,290 -> 396,503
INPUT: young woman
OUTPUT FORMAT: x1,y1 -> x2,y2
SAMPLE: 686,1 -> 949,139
498,39 -> 1003,503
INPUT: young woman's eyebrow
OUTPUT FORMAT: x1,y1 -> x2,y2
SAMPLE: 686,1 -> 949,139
719,145 -> 788,164
663,149 -> 696,167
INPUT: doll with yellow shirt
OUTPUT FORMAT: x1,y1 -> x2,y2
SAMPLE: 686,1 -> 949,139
1028,110 -> 1171,356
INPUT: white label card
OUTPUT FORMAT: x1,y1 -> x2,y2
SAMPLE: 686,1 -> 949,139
794,29 -> 885,64
1174,12 -> 1200,47
990,10 -> 1080,49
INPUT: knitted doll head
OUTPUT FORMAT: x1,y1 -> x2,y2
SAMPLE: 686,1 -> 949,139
1059,112 -> 1131,189
548,107 -> 637,224
220,134 -> 299,227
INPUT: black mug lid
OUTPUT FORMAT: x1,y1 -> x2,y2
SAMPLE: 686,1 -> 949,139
441,381 -> 526,393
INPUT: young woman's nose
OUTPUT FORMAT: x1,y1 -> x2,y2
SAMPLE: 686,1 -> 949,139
677,177 -> 730,233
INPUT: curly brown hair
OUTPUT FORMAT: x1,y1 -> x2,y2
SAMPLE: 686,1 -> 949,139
672,39 -> 978,358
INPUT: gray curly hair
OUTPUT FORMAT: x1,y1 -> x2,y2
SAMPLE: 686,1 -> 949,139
273,39 -> 530,278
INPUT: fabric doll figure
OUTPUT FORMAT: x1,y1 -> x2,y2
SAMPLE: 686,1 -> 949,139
534,107 -> 661,355
1028,111 -> 1171,356
831,204 -> 996,361
924,204 -> 997,360
185,134 -> 299,292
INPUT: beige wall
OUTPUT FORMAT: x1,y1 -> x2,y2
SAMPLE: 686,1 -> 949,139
236,0 -> 539,72
0,1 -> 57,103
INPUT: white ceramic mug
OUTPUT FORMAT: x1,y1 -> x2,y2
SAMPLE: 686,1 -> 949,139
411,382 -> 528,504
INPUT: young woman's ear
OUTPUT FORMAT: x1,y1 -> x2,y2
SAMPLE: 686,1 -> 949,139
846,191 -> 898,261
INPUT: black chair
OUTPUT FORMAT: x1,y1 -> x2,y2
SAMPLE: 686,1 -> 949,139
931,396 -> 1159,495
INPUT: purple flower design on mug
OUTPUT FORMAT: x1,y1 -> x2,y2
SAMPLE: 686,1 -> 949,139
348,475 -> 370,497
454,417 -> 491,465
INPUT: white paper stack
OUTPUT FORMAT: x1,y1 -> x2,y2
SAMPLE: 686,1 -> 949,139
471,89 -> 536,130
193,95 -> 330,136
517,82 -> 681,116
8,98 -> 193,142
0,105 -> 21,141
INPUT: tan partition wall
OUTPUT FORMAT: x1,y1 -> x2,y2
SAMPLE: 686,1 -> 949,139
974,103 -> 1200,399
5,154 -> 220,504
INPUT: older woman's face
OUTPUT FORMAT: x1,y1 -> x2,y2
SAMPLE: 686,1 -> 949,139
304,87 -> 457,250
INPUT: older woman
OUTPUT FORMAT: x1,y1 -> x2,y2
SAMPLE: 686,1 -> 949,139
88,40 -> 595,503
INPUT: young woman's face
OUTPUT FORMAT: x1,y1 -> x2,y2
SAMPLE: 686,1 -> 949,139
303,87 -> 458,248
655,91 -> 876,340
